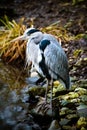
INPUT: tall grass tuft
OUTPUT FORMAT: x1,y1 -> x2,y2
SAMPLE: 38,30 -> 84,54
0,16 -> 26,64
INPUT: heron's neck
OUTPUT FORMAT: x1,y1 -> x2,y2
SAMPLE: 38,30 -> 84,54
31,32 -> 43,44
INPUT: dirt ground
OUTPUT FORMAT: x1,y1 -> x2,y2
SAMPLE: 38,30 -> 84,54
13,0 -> 87,32
1,0 -> 87,31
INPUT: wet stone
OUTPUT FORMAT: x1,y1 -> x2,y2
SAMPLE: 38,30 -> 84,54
55,89 -> 69,97
68,92 -> 79,99
77,79 -> 87,89
60,100 -> 70,106
28,86 -> 46,97
77,117 -> 87,129
59,107 -> 69,117
80,95 -> 87,102
60,99 -> 75,108
48,120 -> 61,130
80,127 -> 87,130
66,114 -> 79,120
77,104 -> 87,117
75,87 -> 87,95
13,123 -> 32,130
62,125 -> 76,130
59,118 -> 70,126
70,98 -> 80,103
26,76 -> 39,85
60,107 -> 69,111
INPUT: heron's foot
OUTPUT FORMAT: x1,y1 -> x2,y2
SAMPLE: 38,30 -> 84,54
34,97 -> 52,115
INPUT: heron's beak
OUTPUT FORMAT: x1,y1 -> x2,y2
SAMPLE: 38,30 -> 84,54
10,35 -> 26,43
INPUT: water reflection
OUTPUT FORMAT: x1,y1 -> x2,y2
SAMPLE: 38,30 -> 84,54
0,61 -> 29,129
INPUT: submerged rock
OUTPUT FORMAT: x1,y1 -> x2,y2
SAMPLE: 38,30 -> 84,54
48,120 -> 61,130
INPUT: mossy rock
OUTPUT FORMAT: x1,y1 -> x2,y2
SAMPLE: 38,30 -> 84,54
28,86 -> 46,97
77,117 -> 87,129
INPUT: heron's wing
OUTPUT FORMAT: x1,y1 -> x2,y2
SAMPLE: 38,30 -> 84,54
44,42 -> 70,88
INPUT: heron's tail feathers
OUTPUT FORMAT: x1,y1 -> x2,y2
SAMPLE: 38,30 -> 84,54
66,76 -> 71,90
59,76 -> 71,90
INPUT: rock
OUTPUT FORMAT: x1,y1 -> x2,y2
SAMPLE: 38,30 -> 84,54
77,117 -> 87,129
13,123 -> 32,130
26,76 -> 39,85
71,98 -> 80,103
60,99 -> 75,108
80,95 -> 87,102
48,120 -> 61,130
55,89 -> 69,97
76,104 -> 87,117
68,92 -> 79,99
62,125 -> 75,130
59,107 -> 69,116
31,124 -> 41,130
60,100 -> 70,106
59,118 -> 70,126
28,86 -> 46,97
26,72 -> 46,86
80,127 -> 87,130
77,79 -> 87,89
66,114 -> 78,120
75,87 -> 87,95
53,81 -> 60,86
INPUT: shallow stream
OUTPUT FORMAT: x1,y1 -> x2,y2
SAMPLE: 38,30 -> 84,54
0,61 -> 31,130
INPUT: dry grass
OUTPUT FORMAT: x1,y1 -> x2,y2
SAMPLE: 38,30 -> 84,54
41,21 -> 74,42
0,16 -> 26,63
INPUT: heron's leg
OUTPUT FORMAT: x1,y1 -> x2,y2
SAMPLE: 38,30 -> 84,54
45,79 -> 49,103
50,79 -> 53,113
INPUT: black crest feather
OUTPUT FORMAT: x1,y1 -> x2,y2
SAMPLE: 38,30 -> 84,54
27,28 -> 40,36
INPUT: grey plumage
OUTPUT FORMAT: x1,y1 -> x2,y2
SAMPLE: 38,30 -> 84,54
11,27 -> 71,112
12,27 -> 70,89
25,28 -> 70,89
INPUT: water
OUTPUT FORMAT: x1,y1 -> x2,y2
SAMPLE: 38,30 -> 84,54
0,61 -> 30,129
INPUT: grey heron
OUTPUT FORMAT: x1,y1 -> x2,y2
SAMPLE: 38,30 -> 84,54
12,27 -> 70,111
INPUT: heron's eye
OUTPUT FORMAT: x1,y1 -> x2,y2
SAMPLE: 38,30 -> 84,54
27,29 -> 40,36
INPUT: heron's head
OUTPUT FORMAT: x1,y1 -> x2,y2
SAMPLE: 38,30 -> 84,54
11,27 -> 41,42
